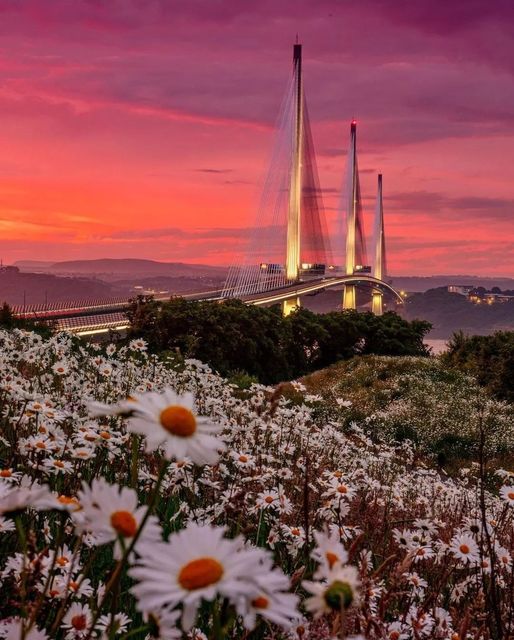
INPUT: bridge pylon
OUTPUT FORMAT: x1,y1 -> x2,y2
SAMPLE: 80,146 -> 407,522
371,173 -> 387,315
283,42 -> 303,316
342,120 -> 367,310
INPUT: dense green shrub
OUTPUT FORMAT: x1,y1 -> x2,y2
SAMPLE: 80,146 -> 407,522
126,297 -> 431,383
0,302 -> 54,338
444,330 -> 514,402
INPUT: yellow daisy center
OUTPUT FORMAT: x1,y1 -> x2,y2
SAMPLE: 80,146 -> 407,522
0,469 -> 12,478
459,544 -> 470,554
71,615 -> 87,631
58,495 -> 79,507
160,406 -> 196,437
110,510 -> 138,538
337,485 -> 348,494
251,596 -> 269,609
178,557 -> 224,591
508,492 -> 514,500
326,551 -> 339,568
238,455 -> 248,463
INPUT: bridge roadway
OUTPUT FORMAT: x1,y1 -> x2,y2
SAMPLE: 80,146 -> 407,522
14,275 -> 402,336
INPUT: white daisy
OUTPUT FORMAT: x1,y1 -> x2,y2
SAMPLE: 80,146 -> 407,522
126,389 -> 225,465
61,603 -> 93,639
0,516 -> 16,533
76,478 -> 162,558
130,522 -> 266,630
235,588 -> 299,630
500,485 -> 514,506
311,528 -> 349,577
449,533 -> 480,565
0,619 -> 49,640
303,565 -> 360,618
52,361 -> 69,376
143,608 -> 182,640
96,613 -> 131,636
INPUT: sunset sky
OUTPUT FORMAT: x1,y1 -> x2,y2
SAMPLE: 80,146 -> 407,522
1,0 -> 513,275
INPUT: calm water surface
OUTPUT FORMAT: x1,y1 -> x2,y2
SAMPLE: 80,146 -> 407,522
425,338 -> 448,355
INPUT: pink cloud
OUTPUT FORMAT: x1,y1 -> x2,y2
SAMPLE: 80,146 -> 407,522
0,1 -> 511,275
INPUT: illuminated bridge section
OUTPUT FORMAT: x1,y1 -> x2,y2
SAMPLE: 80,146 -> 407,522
242,275 -> 403,307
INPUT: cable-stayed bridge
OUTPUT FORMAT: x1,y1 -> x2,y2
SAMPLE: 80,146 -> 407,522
222,42 -> 398,316
11,42 -> 402,336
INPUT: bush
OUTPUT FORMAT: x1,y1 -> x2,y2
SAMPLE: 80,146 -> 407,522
444,330 -> 514,402
127,297 -> 431,384
0,301 -> 54,338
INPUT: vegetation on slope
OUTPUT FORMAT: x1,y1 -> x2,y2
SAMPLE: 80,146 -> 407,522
295,355 -> 514,466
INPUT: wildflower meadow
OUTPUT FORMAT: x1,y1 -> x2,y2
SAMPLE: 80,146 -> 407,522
1,328 -> 514,639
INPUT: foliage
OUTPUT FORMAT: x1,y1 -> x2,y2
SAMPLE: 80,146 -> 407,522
127,296 -> 431,383
0,301 -> 54,338
444,330 -> 514,403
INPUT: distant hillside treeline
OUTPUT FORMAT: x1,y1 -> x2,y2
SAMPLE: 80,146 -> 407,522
0,269 -> 117,305
404,287 -> 514,338
127,297 -> 431,384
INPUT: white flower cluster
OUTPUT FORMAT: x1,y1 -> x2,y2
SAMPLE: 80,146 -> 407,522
0,329 -> 512,639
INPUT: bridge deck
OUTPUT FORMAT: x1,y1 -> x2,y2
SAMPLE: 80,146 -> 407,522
11,275 -> 401,335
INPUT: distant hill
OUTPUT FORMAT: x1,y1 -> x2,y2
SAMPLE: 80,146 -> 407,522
0,270 -> 119,306
14,259 -> 228,281
13,262 -> 512,291
403,287 -> 514,339
12,260 -> 54,271
390,275 -> 514,293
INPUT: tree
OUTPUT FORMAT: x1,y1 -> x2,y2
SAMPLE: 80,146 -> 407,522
445,331 -> 514,403
126,297 -> 431,384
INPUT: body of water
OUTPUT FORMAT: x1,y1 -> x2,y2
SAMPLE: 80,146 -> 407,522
425,338 -> 448,354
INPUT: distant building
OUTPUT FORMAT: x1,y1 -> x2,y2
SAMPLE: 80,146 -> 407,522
447,285 -> 474,295
468,290 -> 514,304
484,293 -> 514,304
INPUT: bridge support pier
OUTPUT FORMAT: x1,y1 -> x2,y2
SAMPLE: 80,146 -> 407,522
342,284 -> 356,310
371,290 -> 383,316
282,296 -> 300,316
